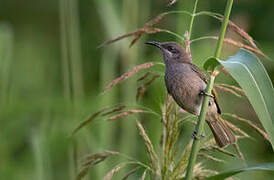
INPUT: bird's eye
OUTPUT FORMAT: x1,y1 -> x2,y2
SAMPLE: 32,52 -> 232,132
167,46 -> 174,51
167,46 -> 178,54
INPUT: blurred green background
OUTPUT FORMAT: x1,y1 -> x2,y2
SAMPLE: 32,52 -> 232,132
0,0 -> 274,179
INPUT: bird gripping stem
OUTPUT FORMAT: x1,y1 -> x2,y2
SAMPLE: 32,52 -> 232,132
185,0 -> 234,179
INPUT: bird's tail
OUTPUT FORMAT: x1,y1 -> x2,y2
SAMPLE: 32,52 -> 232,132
206,115 -> 236,148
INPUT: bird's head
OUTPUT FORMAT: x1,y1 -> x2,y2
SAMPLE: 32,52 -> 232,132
145,41 -> 192,64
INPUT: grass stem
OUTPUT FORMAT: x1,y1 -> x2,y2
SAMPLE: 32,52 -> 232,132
214,0 -> 234,58
188,0 -> 199,40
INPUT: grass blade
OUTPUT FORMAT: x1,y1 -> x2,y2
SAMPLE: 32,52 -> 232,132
218,49 -> 274,149
205,162 -> 274,180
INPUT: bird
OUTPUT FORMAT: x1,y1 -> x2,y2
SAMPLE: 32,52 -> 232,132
145,41 -> 236,148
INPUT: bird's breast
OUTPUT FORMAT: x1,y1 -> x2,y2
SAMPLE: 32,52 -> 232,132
164,64 -> 206,115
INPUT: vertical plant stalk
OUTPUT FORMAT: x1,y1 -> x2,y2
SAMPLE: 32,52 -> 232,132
185,0 -> 234,180
188,0 -> 198,40
59,0 -> 72,104
59,0 -> 84,106
185,0 -> 198,55
119,0 -> 139,162
185,75 -> 215,180
59,0 -> 84,178
95,1 -> 125,178
214,0 -> 234,58
0,24 -> 13,108
67,0 -> 84,103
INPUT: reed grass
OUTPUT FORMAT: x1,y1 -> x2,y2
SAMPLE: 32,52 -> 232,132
0,23 -> 13,108
119,0 -> 139,160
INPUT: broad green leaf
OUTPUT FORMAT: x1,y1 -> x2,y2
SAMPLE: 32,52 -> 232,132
203,57 -> 220,72
217,48 -> 274,149
205,162 -> 274,180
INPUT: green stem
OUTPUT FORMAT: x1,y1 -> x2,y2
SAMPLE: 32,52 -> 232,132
155,28 -> 185,42
59,0 -> 72,104
185,0 -> 234,180
185,76 -> 215,180
214,0 -> 234,58
188,0 -> 199,39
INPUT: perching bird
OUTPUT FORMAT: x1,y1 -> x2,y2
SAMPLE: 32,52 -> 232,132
145,41 -> 236,147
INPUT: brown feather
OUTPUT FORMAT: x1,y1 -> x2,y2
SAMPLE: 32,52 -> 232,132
212,89 -> 222,114
188,63 -> 222,114
206,115 -> 236,147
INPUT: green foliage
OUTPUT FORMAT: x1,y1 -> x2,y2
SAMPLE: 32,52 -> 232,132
203,57 -> 220,73
218,49 -> 274,150
205,162 -> 274,180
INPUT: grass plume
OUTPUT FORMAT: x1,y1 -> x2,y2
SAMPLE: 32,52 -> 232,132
136,74 -> 160,101
76,151 -> 119,180
224,113 -> 270,142
104,62 -> 154,92
71,107 -> 109,135
136,120 -> 161,178
102,105 -> 126,116
108,110 -> 145,121
103,166 -> 122,180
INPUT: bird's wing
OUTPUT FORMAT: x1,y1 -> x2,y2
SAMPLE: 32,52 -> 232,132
212,88 -> 222,114
189,63 -> 208,83
189,63 -> 222,114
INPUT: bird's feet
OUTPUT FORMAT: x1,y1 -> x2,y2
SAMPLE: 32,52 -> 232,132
192,130 -> 206,140
199,90 -> 214,98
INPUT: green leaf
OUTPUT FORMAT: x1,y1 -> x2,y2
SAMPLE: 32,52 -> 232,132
203,57 -> 220,72
205,162 -> 274,180
217,48 -> 274,149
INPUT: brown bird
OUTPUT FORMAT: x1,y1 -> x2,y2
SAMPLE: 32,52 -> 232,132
145,41 -> 236,147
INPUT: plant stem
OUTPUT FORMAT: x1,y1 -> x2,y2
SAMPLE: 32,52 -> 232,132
184,75 -> 215,180
185,0 -> 234,180
188,0 -> 199,39
214,0 -> 234,58
0,24 -> 13,109
59,0 -> 72,104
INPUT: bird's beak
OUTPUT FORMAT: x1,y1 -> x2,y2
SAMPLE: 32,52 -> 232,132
145,41 -> 162,49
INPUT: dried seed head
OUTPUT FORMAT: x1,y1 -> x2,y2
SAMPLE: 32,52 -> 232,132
136,86 -> 146,101
103,166 -> 122,180
99,14 -> 164,47
137,71 -> 151,81
72,107 -> 109,135
225,120 -> 250,138
136,74 -> 160,101
224,113 -> 270,142
223,38 -> 268,59
233,143 -> 245,161
198,153 -> 225,163
136,121 -> 161,176
108,110 -> 144,121
215,84 -> 242,98
218,17 -> 257,48
104,62 -> 154,92
76,151 -> 119,180
101,105 -> 126,116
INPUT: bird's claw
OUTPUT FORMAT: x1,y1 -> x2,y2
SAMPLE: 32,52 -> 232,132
200,90 -> 214,98
192,131 -> 206,140
192,131 -> 198,140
